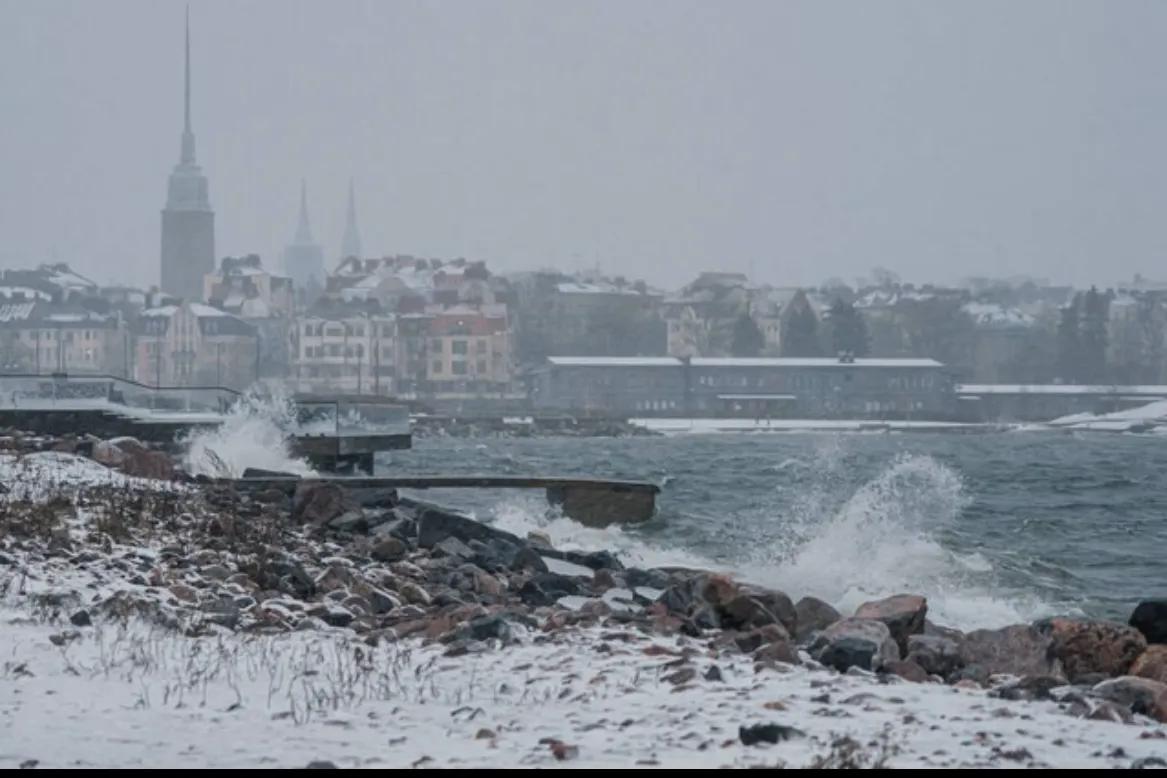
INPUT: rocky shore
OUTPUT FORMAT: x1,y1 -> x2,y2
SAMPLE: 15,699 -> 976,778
1,430 -> 1165,768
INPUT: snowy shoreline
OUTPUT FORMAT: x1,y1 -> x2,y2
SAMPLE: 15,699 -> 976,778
1,430 -> 1165,769
2,609 -> 1165,769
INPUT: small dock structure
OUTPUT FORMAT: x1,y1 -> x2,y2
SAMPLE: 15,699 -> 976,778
0,374 -> 411,472
232,473 -> 661,527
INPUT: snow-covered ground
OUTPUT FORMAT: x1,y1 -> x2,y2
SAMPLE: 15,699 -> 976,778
0,612 -> 1162,769
0,452 -> 184,503
630,418 -> 983,434
1048,399 -> 1167,433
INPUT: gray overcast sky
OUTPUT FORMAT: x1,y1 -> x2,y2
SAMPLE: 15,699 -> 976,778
2,0 -> 1166,290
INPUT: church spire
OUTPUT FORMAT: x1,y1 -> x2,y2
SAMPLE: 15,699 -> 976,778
179,5 -> 197,165
341,179 -> 362,259
294,179 -> 313,244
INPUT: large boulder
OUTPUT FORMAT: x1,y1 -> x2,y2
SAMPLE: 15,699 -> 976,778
1039,618 -> 1146,683
739,586 -> 797,635
1130,645 -> 1167,684
958,624 -> 1064,680
906,634 -> 964,679
794,596 -> 841,642
114,438 -> 174,480
91,440 -> 128,468
720,595 -> 783,632
854,594 -> 927,655
1091,677 -> 1167,723
416,505 -> 526,548
1130,600 -> 1167,645
810,618 -> 900,672
292,483 -> 357,526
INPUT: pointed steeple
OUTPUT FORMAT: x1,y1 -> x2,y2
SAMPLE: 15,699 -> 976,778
161,6 -> 214,302
179,5 -> 197,166
341,179 -> 362,260
294,179 -> 313,244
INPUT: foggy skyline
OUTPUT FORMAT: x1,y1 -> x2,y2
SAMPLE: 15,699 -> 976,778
3,0 -> 1167,290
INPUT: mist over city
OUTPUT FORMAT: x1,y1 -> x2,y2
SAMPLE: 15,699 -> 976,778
2,1 -> 1166,770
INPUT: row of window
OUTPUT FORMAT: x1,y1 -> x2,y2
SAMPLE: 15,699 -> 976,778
302,323 -> 395,338
431,359 -> 490,376
635,399 -> 679,411
692,373 -> 937,390
19,330 -> 104,343
302,344 -> 397,359
429,338 -> 490,354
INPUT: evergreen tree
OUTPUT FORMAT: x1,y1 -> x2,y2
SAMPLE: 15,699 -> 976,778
1056,296 -> 1082,382
781,290 -> 822,357
1079,286 -> 1109,383
730,312 -> 765,357
827,297 -> 870,357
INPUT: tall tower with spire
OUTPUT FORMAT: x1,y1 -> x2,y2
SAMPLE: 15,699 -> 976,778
283,180 -> 325,293
340,179 -> 362,261
160,7 -> 215,301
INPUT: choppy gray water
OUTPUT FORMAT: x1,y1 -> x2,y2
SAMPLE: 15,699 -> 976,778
379,431 -> 1167,628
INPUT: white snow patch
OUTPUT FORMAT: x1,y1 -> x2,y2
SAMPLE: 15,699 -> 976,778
0,614 -> 1162,769
0,452 -> 180,502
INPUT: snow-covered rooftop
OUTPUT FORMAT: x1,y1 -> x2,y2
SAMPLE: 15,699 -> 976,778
962,302 -> 1035,328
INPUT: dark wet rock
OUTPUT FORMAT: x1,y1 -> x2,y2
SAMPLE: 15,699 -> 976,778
201,599 -> 241,630
304,760 -> 338,769
855,594 -> 927,655
48,629 -> 82,646
624,568 -> 672,590
704,665 -> 724,682
810,618 -> 900,673
882,659 -> 930,683
754,640 -> 800,665
200,563 -> 232,581
371,536 -> 408,563
1092,676 -> 1167,722
327,510 -> 368,534
1039,618 -> 1146,683
307,603 -> 355,628
958,624 -> 1064,680
1131,645 -> 1167,684
990,675 -> 1065,702
526,530 -> 552,548
1088,701 -> 1134,724
349,486 -> 399,509
503,544 -> 548,574
949,665 -> 991,686
416,505 -> 524,549
794,596 -> 841,642
1130,600 -> 1167,645
663,666 -> 697,686
736,624 -> 792,653
69,609 -> 92,627
720,595 -> 782,631
518,572 -> 583,607
906,634 -> 964,679
241,468 -> 299,479
540,548 -> 624,572
739,723 -> 806,746
292,483 -> 357,526
271,558 -> 315,599
433,537 -> 474,560
739,586 -> 797,635
457,614 -> 513,643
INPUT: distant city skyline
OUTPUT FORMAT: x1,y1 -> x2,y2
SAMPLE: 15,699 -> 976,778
4,0 -> 1167,291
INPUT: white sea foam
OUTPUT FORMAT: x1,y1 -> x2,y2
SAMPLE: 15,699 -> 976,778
181,391 -> 315,478
480,445 -> 1056,630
